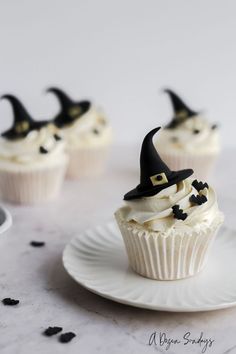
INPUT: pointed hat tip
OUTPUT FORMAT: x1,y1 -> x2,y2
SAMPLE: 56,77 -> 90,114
163,88 -> 174,95
144,127 -> 161,141
46,87 -> 58,93
0,94 -> 28,107
1,94 -> 15,101
45,87 -> 72,100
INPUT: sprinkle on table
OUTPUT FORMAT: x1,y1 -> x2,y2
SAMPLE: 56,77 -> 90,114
30,241 -> 45,247
2,298 -> 19,306
44,326 -> 63,336
59,332 -> 76,343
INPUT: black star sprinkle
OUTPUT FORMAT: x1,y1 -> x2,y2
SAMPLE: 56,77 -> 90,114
44,326 -> 63,336
30,241 -> 45,247
192,179 -> 209,192
211,124 -> 218,130
190,194 -> 207,206
59,332 -> 76,343
2,298 -> 19,306
54,134 -> 62,141
172,205 -> 188,221
93,128 -> 99,135
39,146 -> 48,154
193,129 -> 200,134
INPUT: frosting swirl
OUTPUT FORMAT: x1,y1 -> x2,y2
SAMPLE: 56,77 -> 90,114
121,177 -> 223,234
60,105 -> 112,149
156,115 -> 220,154
0,126 -> 67,170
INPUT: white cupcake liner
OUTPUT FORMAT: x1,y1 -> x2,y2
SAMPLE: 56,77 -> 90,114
0,161 -> 68,205
66,145 -> 110,179
115,210 -> 222,280
158,151 -> 218,180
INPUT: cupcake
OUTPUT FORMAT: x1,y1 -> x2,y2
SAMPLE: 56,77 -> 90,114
47,87 -> 112,179
155,89 -> 220,180
115,127 -> 224,280
0,95 -> 68,204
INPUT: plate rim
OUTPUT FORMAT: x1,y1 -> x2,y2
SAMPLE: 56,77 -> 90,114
62,221 -> 236,312
0,206 -> 12,235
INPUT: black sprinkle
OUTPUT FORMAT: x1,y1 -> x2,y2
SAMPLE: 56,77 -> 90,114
59,332 -> 76,343
30,241 -> 45,247
211,124 -> 218,130
172,205 -> 187,221
54,134 -> 62,141
192,179 -> 209,192
2,298 -> 19,306
93,128 -> 99,135
44,326 -> 63,336
190,194 -> 207,206
193,129 -> 200,134
39,146 -> 48,154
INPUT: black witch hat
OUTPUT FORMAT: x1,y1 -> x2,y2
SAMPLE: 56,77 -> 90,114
164,89 -> 199,129
1,95 -> 49,140
124,127 -> 193,200
47,87 -> 91,128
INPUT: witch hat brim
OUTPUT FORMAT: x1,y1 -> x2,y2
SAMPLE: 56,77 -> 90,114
124,127 -> 193,200
124,169 -> 192,200
2,120 -> 49,139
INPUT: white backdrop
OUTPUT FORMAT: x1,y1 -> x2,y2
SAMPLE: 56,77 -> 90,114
0,0 -> 236,147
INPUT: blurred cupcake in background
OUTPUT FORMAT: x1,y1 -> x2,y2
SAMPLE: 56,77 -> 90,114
0,95 -> 68,204
47,87 -> 112,179
155,89 -> 220,180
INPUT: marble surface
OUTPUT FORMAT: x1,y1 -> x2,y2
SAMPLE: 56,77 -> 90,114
0,146 -> 236,354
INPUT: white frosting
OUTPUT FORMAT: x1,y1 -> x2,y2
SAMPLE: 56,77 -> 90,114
156,115 -> 220,155
60,105 -> 112,149
120,177 -> 224,235
0,127 -> 67,171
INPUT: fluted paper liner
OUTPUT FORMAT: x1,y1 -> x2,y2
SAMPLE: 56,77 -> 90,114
66,145 -> 109,179
0,161 -> 68,205
115,210 -> 222,280
158,151 -> 218,181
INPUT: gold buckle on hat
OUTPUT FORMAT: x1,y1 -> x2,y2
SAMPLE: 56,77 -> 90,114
15,121 -> 30,133
150,172 -> 168,186
176,109 -> 187,121
68,106 -> 81,118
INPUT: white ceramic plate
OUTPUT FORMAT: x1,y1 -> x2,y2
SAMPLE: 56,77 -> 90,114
63,221 -> 236,312
0,206 -> 12,235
